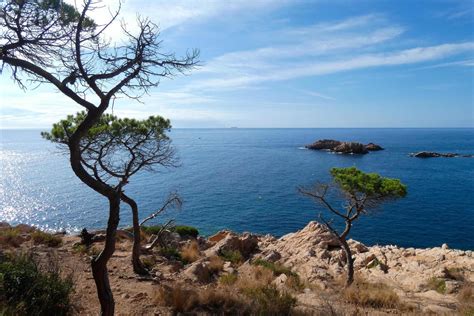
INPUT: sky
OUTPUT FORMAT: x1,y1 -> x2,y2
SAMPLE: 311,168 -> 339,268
0,0 -> 473,128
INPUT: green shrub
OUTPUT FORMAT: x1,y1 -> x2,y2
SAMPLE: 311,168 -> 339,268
141,257 -> 156,270
72,243 -> 87,254
159,247 -> 182,261
0,253 -> 73,316
141,225 -> 199,238
251,259 -> 302,290
344,281 -> 400,308
219,273 -> 238,285
31,231 -> 62,247
174,226 -> 199,238
427,277 -> 446,294
141,225 -> 163,235
252,259 -> 295,277
0,228 -> 24,248
243,285 -> 296,315
219,250 -> 243,264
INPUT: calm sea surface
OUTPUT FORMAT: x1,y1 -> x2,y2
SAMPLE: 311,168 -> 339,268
1,128 -> 473,250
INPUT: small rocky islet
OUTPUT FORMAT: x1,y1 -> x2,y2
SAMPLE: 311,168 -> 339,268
305,139 -> 384,154
305,139 -> 473,158
410,151 -> 474,158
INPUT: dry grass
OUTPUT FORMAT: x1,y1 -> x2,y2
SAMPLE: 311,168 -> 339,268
207,255 -> 224,274
31,230 -> 62,247
219,273 -> 238,285
458,283 -> 474,316
0,227 -> 22,247
344,281 -> 400,309
235,265 -> 274,291
445,267 -> 466,282
180,241 -> 200,263
154,283 -> 247,314
154,281 -> 296,315
427,277 -> 447,294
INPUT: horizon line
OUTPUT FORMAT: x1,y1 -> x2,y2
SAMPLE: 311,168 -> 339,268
1,126 -> 474,130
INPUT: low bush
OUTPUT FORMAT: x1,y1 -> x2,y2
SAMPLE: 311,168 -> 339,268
252,258 -> 302,290
141,225 -> 162,235
154,283 -> 248,314
242,285 -> 296,315
72,243 -> 88,254
141,256 -> 156,270
159,247 -> 182,261
0,253 -> 74,316
458,283 -> 474,316
154,282 -> 295,315
0,228 -> 22,247
31,230 -> 62,247
252,258 -> 295,277
207,255 -> 224,274
344,281 -> 400,309
219,273 -> 238,285
219,249 -> 243,264
445,267 -> 465,282
141,225 -> 199,238
427,277 -> 446,294
174,226 -> 199,238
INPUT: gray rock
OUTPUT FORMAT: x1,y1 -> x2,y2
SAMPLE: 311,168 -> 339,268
183,261 -> 211,283
305,139 -> 341,150
333,142 -> 368,154
365,143 -> 384,151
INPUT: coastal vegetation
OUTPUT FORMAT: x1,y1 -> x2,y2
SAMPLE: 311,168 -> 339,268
42,112 -> 178,275
299,167 -> 407,286
0,252 -> 74,316
1,220 -> 472,315
0,0 -> 198,314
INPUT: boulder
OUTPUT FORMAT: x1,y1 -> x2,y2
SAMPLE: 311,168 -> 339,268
204,232 -> 259,258
333,142 -> 368,154
348,239 -> 369,253
305,139 -> 341,150
183,260 -> 211,283
365,143 -> 384,151
272,273 -> 288,290
208,230 -> 231,243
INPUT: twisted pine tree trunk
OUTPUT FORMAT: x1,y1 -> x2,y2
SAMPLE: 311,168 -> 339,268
69,111 -> 120,315
340,238 -> 354,287
121,193 -> 148,275
340,221 -> 354,287
91,195 -> 120,316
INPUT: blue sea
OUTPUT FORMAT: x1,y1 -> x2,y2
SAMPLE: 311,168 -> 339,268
1,128 -> 473,250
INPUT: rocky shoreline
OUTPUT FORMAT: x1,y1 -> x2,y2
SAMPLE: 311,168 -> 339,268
1,221 -> 473,315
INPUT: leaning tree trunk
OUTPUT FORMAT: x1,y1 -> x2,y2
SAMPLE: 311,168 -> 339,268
121,193 -> 148,275
340,238 -> 354,287
69,111 -> 121,315
91,194 -> 120,316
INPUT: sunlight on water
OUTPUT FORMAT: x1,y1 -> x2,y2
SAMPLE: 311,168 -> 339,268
0,149 -> 79,233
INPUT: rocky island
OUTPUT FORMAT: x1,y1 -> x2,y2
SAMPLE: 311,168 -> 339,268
410,151 -> 474,158
305,139 -> 384,154
1,221 -> 472,315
